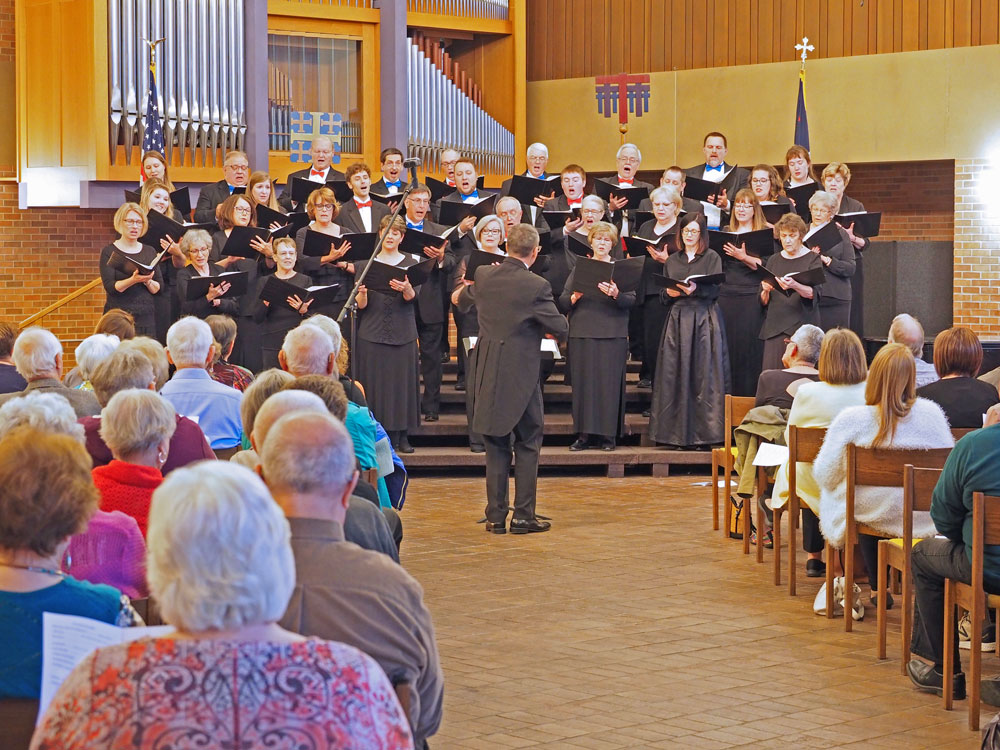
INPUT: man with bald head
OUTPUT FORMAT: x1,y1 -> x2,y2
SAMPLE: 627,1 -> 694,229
265,410 -> 443,748
888,313 -> 939,388
278,135 -> 347,212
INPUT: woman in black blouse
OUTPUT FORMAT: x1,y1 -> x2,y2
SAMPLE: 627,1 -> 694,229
649,212 -> 729,448
141,179 -> 188,339
355,215 -> 420,454
805,190 -> 855,331
99,203 -> 163,337
759,214 -> 824,370
560,221 -> 635,451
917,326 -> 1000,428
253,238 -> 313,371
175,229 -> 240,320
821,162 -> 870,336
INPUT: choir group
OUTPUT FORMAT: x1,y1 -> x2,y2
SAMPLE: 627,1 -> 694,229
101,133 -> 878,452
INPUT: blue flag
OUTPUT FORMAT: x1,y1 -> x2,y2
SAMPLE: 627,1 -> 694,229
142,66 -> 165,159
794,69 -> 810,150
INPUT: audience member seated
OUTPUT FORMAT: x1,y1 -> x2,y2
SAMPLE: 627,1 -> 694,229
0,326 -> 100,417
161,316 -> 243,454
0,427 -> 138,700
71,333 -> 120,391
771,329 -> 869,577
0,320 -> 27,394
916,326 -> 999,428
82,348 -> 215,473
300,314 -> 367,405
229,368 -> 295,468
63,310 -> 136,388
31,461 -> 414,749
93,389 -> 176,538
0,392 -> 147,600
906,417 -> 1000,702
206,314 -> 255,392
813,343 -> 953,611
118,336 -> 169,389
754,324 -> 823,410
266,411 -> 442,747
888,313 -> 938,388
252,390 -> 399,562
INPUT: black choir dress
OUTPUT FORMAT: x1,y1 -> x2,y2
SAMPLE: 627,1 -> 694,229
355,254 -> 421,433
99,243 -> 164,338
210,230 -> 263,372
559,265 -> 635,438
717,230 -> 770,397
150,207 -> 186,343
805,222 -> 855,331
294,224 -> 354,327
175,263 -> 240,320
649,250 -> 730,447
839,194 -> 870,337
253,272 -> 312,371
633,219 -> 678,383
758,250 -> 824,371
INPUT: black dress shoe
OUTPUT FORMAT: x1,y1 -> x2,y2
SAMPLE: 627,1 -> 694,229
485,521 -> 506,534
805,559 -> 826,578
423,413 -> 439,422
982,676 -> 1000,707
470,444 -> 485,454
638,378 -> 652,389
455,380 -> 466,391
440,352 -> 450,363
599,438 -> 615,452
642,409 -> 651,418
510,517 -> 551,534
569,436 -> 589,452
907,659 -> 966,699
397,439 -> 415,455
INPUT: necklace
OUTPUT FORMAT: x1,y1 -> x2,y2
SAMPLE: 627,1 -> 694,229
0,561 -> 64,577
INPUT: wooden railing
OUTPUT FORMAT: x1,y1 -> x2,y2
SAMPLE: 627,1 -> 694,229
19,279 -> 103,330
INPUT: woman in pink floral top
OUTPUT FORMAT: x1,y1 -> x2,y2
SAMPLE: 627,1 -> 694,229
32,462 -> 413,750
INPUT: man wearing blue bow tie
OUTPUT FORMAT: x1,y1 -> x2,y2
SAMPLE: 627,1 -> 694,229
373,148 -> 405,196
684,132 -> 750,212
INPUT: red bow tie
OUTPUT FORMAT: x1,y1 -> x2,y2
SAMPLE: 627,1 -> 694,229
569,201 -> 582,208
618,177 -> 633,185
446,179 -> 456,187
355,199 -> 372,208
310,169 -> 325,177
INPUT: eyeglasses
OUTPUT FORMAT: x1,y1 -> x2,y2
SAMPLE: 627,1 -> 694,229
441,160 -> 458,168
314,203 -> 335,210
234,205 -> 252,214
750,178 -> 770,185
682,227 -> 701,235
617,157 -> 640,165
481,228 -> 503,235
123,218 -> 144,226
581,209 -> 604,216
226,164 -> 249,172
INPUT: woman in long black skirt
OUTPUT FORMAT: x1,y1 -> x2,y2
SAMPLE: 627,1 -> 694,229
559,221 -> 635,451
355,214 -> 421,454
649,212 -> 730,448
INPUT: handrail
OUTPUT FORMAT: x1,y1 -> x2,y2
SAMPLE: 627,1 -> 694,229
19,278 -> 103,330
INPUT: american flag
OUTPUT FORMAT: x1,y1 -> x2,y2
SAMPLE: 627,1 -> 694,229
142,65 -> 164,163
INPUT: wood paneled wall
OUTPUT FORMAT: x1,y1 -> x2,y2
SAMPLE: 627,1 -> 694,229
527,0 -> 1000,81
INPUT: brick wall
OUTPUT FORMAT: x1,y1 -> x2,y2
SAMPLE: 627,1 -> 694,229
953,159 -> 1000,338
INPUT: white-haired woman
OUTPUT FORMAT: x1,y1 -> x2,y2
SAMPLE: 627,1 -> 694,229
72,333 -> 120,391
93,389 -> 177,539
176,229 -> 241,319
805,190 -> 856,331
253,237 -> 314,371
31,462 -> 414,749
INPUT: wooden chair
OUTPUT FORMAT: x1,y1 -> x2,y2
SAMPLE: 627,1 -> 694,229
777,425 -> 826,594
0,698 -> 39,750
943,492 -> 1000,730
711,395 -> 755,534
876,466 -> 942,671
825,445 -> 952,632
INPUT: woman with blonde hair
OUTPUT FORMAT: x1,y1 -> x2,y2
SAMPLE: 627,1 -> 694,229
294,186 -> 353,318
99,203 -> 163,337
813,343 -> 953,609
248,170 -> 281,213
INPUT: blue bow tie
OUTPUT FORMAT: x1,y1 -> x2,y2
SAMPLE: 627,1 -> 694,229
706,164 -> 724,172
407,221 -> 423,230
461,190 -> 480,202
386,180 -> 402,188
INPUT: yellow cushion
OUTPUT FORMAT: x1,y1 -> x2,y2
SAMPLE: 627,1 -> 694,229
883,538 -> 922,549
730,446 -> 739,458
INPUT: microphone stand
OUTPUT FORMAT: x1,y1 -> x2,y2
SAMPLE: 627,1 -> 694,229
337,164 -> 421,388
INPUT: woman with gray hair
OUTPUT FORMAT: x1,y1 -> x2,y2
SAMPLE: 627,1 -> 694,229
93,389 -> 177,538
176,228 -> 241,319
805,190 -> 856,331
31,462 -> 414,749
72,333 -> 120,391
229,368 -> 295,468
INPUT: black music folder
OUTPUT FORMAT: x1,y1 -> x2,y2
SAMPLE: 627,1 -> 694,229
622,234 -> 672,258
566,232 -> 592,257
106,247 -> 167,275
630,210 -> 654,229
255,204 -> 310,233
369,192 -> 399,206
572,256 -> 645,295
259,276 -> 338,308
221,226 -> 270,259
508,174 -> 560,205
466,250 -> 507,280
364,257 -> 435,294
684,166 -> 741,203
708,228 -> 775,257
786,183 -> 819,219
761,202 -> 792,224
542,209 -> 581,229
592,181 -> 650,210
301,230 -> 378,262
400,226 -> 455,256
756,265 -> 826,296
436,194 -> 498,227
141,210 -> 215,249
803,221 -> 843,254
184,271 -> 249,300
289,176 -> 351,205
653,272 -> 727,292
835,211 -> 881,238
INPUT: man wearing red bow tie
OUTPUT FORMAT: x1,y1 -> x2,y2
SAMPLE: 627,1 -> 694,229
336,163 -> 390,235
277,136 -> 347,212
598,143 -> 654,238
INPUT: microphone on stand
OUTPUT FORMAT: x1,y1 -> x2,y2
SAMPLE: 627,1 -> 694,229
403,157 -> 421,186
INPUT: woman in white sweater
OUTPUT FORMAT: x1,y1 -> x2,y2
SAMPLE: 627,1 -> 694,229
771,329 -> 868,577
813,343 -> 954,604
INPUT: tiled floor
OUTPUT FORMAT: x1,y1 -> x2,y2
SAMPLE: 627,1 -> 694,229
401,474 -> 985,749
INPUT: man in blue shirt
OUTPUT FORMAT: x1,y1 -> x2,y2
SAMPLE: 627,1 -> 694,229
161,316 -> 242,452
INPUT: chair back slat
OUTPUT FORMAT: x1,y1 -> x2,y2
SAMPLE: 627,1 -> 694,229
981,494 -> 1000,547
0,698 -> 39,750
726,395 -> 755,434
952,427 -> 977,440
851,446 -> 952,486
903,465 -> 943,515
788,425 -> 826,462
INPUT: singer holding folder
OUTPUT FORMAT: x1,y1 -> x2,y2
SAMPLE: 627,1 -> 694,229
99,203 -> 163,338
821,162 -> 869,336
254,239 -> 313,370
760,214 -> 825,370
176,229 -> 240,320
806,191 -> 856,331
649,213 -> 729,448
354,215 -> 421,455
294,187 -> 353,319
559,222 -> 635,452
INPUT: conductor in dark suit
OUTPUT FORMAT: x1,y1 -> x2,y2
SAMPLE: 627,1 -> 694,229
277,135 -> 346,212
456,224 -> 569,535
193,150 -> 251,223
685,132 -> 750,228
336,163 -> 391,234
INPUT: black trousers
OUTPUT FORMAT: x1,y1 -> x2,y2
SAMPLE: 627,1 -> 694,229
640,295 -> 668,381
858,532 -> 881,591
819,298 -> 852,332
416,315 -> 443,415
910,538 -> 970,671
801,506 -> 824,554
483,387 -> 544,524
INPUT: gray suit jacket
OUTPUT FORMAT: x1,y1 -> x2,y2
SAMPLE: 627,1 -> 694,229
457,257 -> 568,435
0,377 -> 101,418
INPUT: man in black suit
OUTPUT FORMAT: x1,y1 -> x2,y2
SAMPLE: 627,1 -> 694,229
599,143 -> 654,236
372,147 -> 405,197
456,224 -> 568,534
277,135 -> 346,212
684,132 -> 750,227
638,166 -> 705,215
193,150 -> 251,223
500,142 -> 555,228
403,184 -> 455,422
336,163 -> 391,234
